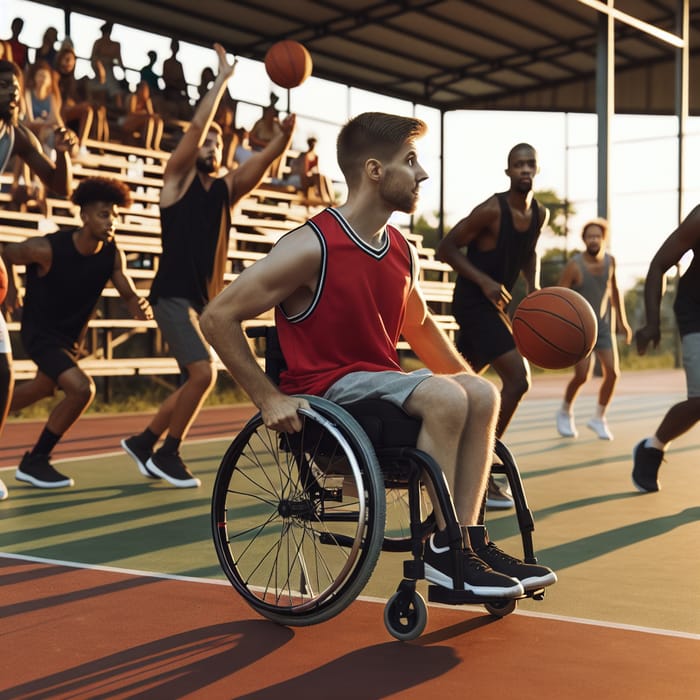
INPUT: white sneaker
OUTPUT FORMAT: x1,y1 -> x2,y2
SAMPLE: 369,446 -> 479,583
556,410 -> 578,438
587,417 -> 613,440
0,478 -> 8,500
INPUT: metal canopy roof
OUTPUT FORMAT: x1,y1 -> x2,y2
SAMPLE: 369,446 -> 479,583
44,0 -> 699,114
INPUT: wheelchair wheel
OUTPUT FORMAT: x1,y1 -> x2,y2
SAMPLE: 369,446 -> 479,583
484,598 -> 517,618
212,395 -> 386,627
384,590 -> 428,641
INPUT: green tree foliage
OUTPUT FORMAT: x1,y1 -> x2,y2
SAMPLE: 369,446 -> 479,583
536,189 -> 572,238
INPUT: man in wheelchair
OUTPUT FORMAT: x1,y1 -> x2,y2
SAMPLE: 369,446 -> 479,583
201,112 -> 556,598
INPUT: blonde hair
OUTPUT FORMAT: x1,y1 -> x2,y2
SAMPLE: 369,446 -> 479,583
581,217 -> 609,240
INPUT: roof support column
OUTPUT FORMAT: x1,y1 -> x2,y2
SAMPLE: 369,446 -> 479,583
595,4 -> 614,220
675,0 -> 689,222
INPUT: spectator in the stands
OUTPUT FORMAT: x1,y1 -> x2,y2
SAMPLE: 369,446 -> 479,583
162,39 -> 192,121
196,67 -> 215,105
140,50 -> 161,94
90,22 -> 126,102
246,98 -> 285,177
118,80 -> 164,151
5,18 -> 29,71
80,58 -> 113,142
55,46 -> 94,146
35,27 -> 59,69
23,60 -> 63,154
285,136 -> 334,204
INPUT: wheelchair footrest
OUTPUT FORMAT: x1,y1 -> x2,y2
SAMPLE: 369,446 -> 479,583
427,585 -> 521,606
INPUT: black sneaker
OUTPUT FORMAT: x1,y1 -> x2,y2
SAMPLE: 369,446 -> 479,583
15,452 -> 74,489
486,475 -> 514,510
121,436 -> 159,479
146,451 -> 201,488
423,533 -> 524,598
632,440 -> 663,492
473,541 -> 557,591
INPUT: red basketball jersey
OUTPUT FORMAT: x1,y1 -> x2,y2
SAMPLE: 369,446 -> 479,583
276,208 -> 415,396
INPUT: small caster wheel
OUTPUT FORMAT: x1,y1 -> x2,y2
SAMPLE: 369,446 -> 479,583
384,590 -> 428,641
484,598 -> 517,618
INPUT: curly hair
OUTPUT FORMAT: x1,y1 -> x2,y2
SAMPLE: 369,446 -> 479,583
71,177 -> 132,208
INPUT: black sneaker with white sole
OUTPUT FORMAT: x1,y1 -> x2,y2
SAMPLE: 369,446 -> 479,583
473,541 -> 557,591
632,440 -> 663,493
423,532 -> 524,598
146,451 -> 201,488
15,452 -> 74,489
121,436 -> 159,479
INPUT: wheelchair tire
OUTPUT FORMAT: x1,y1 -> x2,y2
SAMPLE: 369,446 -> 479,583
484,598 -> 517,618
212,395 -> 386,627
384,590 -> 428,641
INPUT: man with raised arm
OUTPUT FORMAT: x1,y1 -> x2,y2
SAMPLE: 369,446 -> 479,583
121,44 -> 295,488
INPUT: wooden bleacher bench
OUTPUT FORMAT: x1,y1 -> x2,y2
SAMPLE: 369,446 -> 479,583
0,139 -> 458,382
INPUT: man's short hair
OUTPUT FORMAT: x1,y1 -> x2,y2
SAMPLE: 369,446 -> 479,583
71,177 -> 132,209
336,112 -> 427,189
581,218 -> 609,240
507,142 -> 537,167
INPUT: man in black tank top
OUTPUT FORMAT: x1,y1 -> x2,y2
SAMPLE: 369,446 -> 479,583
437,143 -> 548,510
0,58 -> 76,500
3,177 -> 152,490
121,44 -> 295,488
632,205 -> 700,492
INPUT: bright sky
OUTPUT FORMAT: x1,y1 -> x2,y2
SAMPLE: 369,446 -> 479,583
3,0 -> 699,292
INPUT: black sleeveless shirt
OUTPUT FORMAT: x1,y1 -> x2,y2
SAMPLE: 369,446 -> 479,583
21,228 -> 116,352
674,245 -> 700,336
453,192 -> 541,312
150,175 -> 231,312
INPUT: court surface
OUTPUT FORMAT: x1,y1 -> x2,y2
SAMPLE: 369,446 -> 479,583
1,369 -> 698,699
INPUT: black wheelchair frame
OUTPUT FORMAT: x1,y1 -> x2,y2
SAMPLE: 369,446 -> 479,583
211,326 -> 545,640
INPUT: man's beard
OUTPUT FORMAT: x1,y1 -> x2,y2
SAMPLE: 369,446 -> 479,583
586,244 -> 601,256
380,174 -> 417,214
196,155 -> 217,174
0,105 -> 18,125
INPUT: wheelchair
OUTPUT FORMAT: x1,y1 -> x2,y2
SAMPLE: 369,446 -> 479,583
211,327 -> 547,641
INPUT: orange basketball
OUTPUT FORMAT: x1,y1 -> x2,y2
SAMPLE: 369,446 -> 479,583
264,40 -> 312,89
512,287 -> 598,369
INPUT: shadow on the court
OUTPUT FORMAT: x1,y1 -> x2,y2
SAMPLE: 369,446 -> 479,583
1,620 -> 294,700
535,506 -> 700,570
235,639 -> 460,700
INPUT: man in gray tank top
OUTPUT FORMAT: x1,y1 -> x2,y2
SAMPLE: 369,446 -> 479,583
556,219 -> 632,440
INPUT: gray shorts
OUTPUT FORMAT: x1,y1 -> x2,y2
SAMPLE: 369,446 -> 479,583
682,332 -> 700,398
153,297 -> 212,368
323,369 -> 433,409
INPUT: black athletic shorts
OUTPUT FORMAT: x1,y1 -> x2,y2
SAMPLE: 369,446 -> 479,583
26,343 -> 79,382
453,300 -> 515,373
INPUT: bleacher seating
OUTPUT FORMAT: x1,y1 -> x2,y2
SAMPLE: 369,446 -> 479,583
0,139 -> 456,382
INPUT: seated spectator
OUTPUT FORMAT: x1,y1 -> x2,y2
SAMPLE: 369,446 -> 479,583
80,58 -> 113,142
23,60 -> 63,155
35,27 -> 59,68
90,22 -> 125,101
139,50 -> 160,94
5,18 -> 29,71
196,66 -> 215,105
55,46 -> 93,146
284,136 -> 334,204
11,60 -> 64,216
161,39 -> 192,120
214,102 -> 240,170
247,101 -> 285,177
116,80 -> 163,151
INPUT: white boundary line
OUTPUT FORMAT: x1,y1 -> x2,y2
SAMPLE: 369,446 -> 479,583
2,551 -> 699,641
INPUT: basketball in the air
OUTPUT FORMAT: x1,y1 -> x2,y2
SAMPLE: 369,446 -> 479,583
264,40 -> 312,89
512,287 -> 598,369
